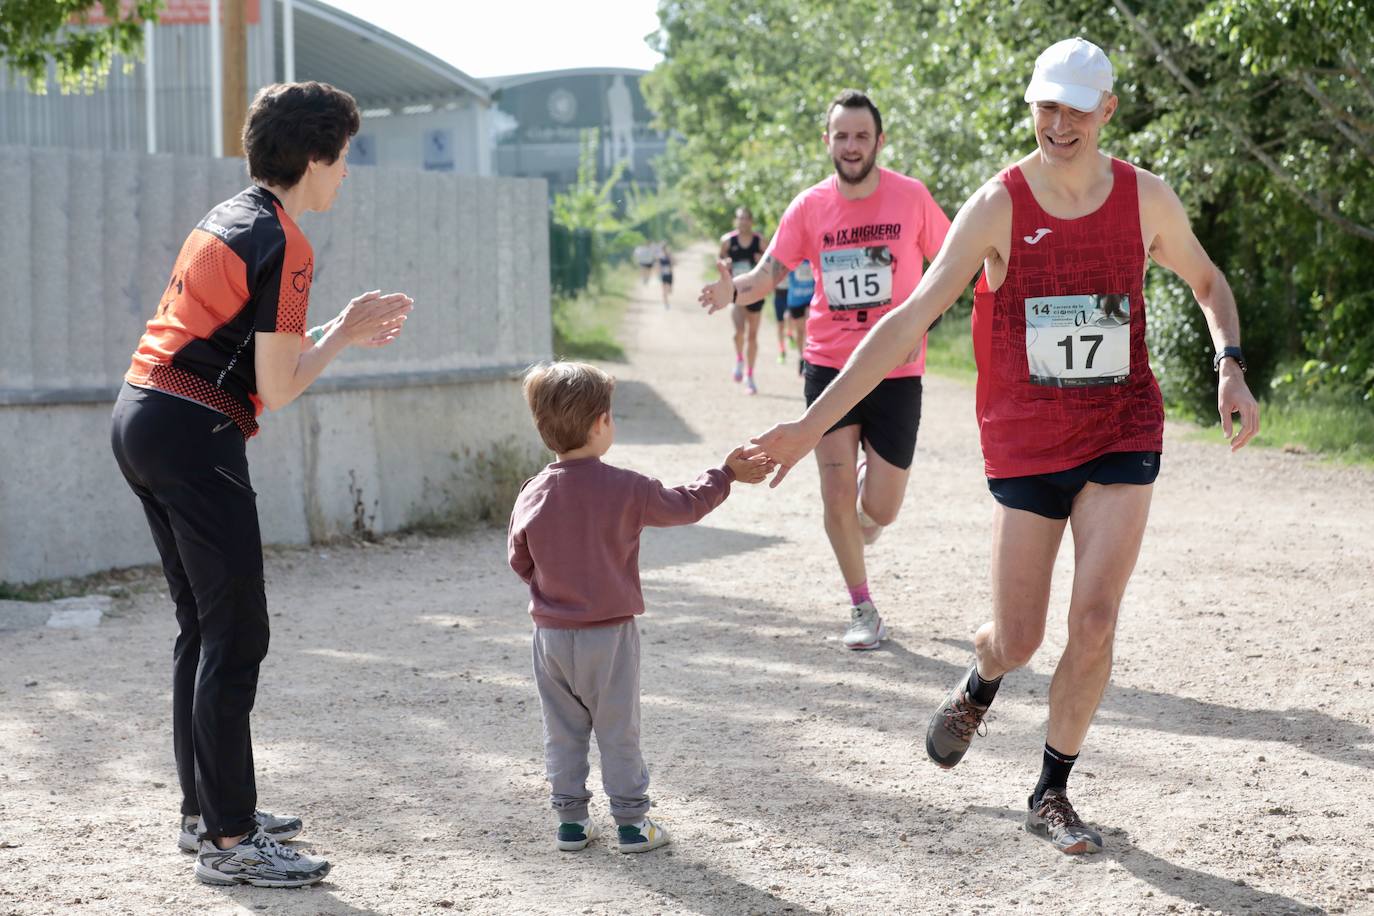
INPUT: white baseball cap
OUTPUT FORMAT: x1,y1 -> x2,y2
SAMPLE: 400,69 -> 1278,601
1024,38 -> 1114,111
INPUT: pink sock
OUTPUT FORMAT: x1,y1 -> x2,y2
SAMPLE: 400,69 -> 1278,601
847,581 -> 871,606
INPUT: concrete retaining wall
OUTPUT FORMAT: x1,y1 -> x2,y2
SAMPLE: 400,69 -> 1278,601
0,146 -> 553,584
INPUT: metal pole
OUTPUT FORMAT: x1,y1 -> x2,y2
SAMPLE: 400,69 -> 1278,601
283,0 -> 296,82
210,0 -> 223,157
144,21 -> 156,154
222,0 -> 246,156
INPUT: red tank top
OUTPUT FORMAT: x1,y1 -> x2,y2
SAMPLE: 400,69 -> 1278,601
972,159 -> 1163,478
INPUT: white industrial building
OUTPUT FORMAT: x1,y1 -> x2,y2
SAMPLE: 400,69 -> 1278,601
0,0 -> 493,175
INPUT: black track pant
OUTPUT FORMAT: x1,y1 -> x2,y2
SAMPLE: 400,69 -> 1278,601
110,383 -> 268,839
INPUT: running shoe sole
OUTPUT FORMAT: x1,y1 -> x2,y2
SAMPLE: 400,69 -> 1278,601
194,860 -> 331,888
843,623 -> 888,651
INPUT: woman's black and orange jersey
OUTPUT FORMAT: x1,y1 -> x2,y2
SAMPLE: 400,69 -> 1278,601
126,186 -> 313,438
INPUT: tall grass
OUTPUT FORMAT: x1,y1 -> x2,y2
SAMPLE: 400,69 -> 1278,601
922,308 -> 976,381
552,262 -> 636,362
1250,388 -> 1374,464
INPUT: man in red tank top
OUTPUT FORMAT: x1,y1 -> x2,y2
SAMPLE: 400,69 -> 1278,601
753,38 -> 1260,855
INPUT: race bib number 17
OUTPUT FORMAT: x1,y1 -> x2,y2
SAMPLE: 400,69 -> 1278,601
1025,294 -> 1131,387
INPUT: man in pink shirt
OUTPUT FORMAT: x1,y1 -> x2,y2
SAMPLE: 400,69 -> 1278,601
700,90 -> 950,650
508,362 -> 771,854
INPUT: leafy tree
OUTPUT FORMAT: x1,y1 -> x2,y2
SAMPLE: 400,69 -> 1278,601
645,0 -> 1374,414
1,0 -> 162,94
550,129 -> 635,293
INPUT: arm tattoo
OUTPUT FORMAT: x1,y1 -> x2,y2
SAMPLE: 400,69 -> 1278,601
762,254 -> 789,280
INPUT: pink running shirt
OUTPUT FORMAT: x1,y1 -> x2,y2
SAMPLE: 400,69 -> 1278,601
766,168 -> 950,378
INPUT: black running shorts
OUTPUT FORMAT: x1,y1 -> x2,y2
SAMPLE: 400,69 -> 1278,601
987,451 -> 1161,520
803,363 -> 923,470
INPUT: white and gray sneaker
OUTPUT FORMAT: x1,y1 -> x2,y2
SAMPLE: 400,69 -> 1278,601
178,809 -> 303,853
842,600 -> 888,650
556,817 -> 600,851
195,827 -> 330,888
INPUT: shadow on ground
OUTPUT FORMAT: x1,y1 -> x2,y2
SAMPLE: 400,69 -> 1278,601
611,379 -> 700,446
925,636 -> 1374,772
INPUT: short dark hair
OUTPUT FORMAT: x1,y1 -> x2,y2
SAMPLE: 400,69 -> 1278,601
522,362 -> 616,454
826,89 -> 883,137
243,82 -> 361,187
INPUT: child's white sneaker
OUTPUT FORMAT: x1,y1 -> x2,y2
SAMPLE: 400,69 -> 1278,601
556,817 -> 599,851
616,817 -> 671,853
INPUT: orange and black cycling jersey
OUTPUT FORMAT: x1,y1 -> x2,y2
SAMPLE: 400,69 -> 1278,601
126,186 -> 313,438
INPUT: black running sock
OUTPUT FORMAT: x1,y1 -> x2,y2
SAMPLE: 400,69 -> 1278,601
966,667 -> 1002,706
1032,743 -> 1079,807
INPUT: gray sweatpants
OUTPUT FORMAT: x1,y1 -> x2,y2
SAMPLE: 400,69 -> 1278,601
531,619 -> 650,825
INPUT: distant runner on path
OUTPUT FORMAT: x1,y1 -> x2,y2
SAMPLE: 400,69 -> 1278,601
752,40 -> 1260,855
700,90 -> 950,649
719,207 -> 768,395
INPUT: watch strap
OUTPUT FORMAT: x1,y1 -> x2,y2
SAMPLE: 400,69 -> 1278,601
1213,345 -> 1246,372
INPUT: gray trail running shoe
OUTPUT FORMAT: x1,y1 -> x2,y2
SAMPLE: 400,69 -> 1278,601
1026,790 -> 1104,854
556,818 -> 600,852
925,665 -> 990,768
178,809 -> 304,853
616,817 -> 671,854
195,827 -> 331,887
842,600 -> 888,650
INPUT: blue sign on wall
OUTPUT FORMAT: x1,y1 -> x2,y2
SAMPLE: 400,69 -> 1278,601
348,133 -> 377,166
423,128 -> 454,172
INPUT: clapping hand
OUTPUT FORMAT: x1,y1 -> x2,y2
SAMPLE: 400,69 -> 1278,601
339,290 -> 413,348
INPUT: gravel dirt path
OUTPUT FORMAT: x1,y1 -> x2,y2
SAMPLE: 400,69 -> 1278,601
3,243 -> 1372,915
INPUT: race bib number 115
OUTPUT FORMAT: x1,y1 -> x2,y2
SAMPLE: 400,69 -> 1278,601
821,245 -> 893,311
1024,294 -> 1131,387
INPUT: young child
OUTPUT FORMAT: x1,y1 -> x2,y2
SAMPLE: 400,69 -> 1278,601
508,362 -> 771,854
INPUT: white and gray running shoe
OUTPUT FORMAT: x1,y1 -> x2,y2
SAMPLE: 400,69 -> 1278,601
178,809 -> 303,853
842,600 -> 888,650
1025,790 -> 1104,855
195,827 -> 330,887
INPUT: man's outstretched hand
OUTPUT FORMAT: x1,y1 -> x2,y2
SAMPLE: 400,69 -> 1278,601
725,444 -> 776,484
698,259 -> 736,315
750,420 -> 818,488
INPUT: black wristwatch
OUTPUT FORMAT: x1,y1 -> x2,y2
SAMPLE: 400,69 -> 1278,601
1213,346 -> 1247,373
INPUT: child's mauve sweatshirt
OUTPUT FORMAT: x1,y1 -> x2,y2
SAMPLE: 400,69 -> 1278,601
508,456 -> 735,629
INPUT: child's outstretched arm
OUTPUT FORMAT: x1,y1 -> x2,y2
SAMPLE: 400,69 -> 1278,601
640,446 -> 774,528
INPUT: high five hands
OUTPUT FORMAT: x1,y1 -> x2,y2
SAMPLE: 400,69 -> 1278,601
698,259 -> 736,315
748,420 -> 821,489
725,444 -> 777,485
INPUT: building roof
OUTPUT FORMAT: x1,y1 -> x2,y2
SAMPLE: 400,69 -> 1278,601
288,0 -> 490,108
484,67 -> 650,91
